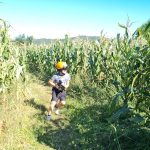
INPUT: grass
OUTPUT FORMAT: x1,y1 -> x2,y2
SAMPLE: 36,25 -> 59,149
0,75 -> 149,150
0,75 -> 108,150
0,76 -> 52,150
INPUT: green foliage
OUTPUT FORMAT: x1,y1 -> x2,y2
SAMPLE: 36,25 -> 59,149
135,19 -> 150,44
26,25 -> 150,125
0,18 -> 150,149
0,19 -> 26,93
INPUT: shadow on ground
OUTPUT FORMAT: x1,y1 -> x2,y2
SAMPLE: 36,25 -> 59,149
24,99 -> 150,150
25,98 -> 113,150
24,98 -> 69,129
24,99 -> 47,114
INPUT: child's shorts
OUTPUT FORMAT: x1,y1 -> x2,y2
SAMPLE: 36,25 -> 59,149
51,89 -> 66,102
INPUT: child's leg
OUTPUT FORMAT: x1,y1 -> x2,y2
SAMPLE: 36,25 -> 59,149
56,100 -> 66,108
48,90 -> 57,115
55,91 -> 66,109
48,101 -> 56,115
55,100 -> 66,115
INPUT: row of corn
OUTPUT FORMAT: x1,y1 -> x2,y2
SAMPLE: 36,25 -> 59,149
0,19 -> 149,122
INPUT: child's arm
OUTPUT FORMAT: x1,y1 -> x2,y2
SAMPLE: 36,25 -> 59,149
48,80 -> 57,87
63,81 -> 70,89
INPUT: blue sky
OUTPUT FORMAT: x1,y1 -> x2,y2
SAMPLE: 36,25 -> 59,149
0,0 -> 150,39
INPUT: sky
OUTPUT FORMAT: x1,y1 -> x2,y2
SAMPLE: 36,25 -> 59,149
0,0 -> 150,39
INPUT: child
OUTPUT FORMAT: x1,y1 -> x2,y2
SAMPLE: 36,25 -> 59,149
47,61 -> 71,120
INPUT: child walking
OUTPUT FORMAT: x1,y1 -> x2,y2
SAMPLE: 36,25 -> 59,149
47,61 -> 71,120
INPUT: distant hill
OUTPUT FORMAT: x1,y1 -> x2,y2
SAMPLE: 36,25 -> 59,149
33,38 -> 53,45
71,35 -> 99,40
33,36 -> 99,45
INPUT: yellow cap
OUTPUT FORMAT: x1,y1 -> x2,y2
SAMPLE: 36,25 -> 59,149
55,61 -> 67,69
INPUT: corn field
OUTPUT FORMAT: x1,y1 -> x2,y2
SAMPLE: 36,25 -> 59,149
0,18 -> 150,134
0,19 -> 26,93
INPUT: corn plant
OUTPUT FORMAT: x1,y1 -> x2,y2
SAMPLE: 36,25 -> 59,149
0,19 -> 26,93
25,22 -> 150,125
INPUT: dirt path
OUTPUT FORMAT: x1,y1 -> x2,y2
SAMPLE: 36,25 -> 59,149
1,79 -> 112,150
0,78 -> 82,150
0,79 -> 74,150
24,81 -> 72,149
